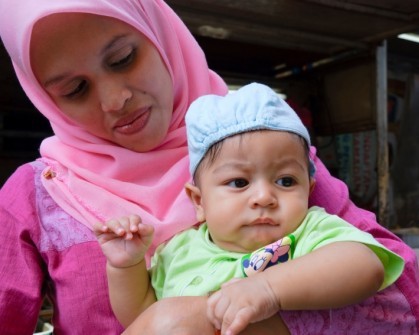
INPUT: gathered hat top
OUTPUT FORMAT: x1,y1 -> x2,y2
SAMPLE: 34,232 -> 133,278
186,83 -> 312,176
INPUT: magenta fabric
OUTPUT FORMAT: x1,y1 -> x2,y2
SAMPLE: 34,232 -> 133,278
1,160 -> 418,334
0,162 -> 123,335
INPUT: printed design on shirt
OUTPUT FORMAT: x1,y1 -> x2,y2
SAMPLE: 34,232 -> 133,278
241,234 -> 295,277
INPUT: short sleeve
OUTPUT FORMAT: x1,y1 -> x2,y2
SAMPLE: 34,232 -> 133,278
293,207 -> 405,290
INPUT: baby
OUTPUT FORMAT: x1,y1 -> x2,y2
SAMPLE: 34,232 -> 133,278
94,83 -> 403,335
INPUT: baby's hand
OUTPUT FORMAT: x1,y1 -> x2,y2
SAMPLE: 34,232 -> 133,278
207,276 -> 279,335
93,214 -> 154,269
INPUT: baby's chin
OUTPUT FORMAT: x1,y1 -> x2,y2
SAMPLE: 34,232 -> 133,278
222,238 -> 283,254
244,234 -> 285,251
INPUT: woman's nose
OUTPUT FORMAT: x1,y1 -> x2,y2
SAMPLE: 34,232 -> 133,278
99,80 -> 132,113
249,182 -> 278,208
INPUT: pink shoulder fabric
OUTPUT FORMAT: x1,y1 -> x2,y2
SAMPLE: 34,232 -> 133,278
309,146 -> 419,330
0,0 -> 228,256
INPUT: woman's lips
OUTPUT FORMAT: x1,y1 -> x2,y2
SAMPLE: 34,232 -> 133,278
114,108 -> 151,135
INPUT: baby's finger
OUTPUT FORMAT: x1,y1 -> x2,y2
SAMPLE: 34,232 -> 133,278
128,214 -> 142,232
138,223 -> 154,238
207,292 -> 228,331
106,218 -> 129,237
207,293 -> 219,330
221,277 -> 242,288
219,311 -> 235,335
222,308 -> 253,335
92,222 -> 108,234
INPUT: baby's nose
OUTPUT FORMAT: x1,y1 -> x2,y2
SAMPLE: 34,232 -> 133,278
249,182 -> 278,208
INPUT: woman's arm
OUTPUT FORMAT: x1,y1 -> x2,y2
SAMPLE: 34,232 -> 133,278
123,296 -> 290,335
122,296 -> 213,335
0,164 -> 46,334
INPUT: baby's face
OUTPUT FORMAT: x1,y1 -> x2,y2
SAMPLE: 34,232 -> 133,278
197,131 -> 313,253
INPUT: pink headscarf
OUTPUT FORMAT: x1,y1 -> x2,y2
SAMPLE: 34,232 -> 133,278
0,0 -> 228,254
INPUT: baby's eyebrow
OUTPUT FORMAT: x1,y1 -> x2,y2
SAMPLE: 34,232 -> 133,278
212,161 -> 251,174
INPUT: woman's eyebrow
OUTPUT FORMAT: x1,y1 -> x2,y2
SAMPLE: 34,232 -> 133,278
100,34 -> 130,55
43,72 -> 72,88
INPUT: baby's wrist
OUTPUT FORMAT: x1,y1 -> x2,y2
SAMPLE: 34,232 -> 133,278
106,258 -> 145,270
261,272 -> 283,311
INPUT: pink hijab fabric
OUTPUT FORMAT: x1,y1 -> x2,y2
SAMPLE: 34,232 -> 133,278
0,0 -> 228,255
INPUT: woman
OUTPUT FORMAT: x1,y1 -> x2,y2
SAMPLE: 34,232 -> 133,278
0,0 -> 417,334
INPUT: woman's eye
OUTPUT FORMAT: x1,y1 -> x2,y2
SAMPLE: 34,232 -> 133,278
227,179 -> 249,188
276,177 -> 295,187
110,49 -> 135,68
63,80 -> 87,99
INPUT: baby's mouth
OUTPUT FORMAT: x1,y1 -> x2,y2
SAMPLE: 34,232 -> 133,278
251,217 -> 277,226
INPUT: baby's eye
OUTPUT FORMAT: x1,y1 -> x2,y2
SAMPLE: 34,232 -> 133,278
276,177 -> 295,187
227,178 -> 249,188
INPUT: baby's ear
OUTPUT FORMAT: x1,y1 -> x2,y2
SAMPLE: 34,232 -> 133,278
184,183 -> 206,222
309,178 -> 316,195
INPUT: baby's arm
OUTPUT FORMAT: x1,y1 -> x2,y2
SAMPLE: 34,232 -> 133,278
94,214 -> 156,327
207,241 -> 384,335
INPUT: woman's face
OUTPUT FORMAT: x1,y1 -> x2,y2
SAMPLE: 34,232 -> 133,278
30,13 -> 174,152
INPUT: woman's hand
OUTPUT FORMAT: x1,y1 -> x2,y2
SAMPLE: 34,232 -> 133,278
93,214 -> 154,268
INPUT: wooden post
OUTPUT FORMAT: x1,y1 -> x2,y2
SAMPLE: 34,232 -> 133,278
376,41 -> 389,227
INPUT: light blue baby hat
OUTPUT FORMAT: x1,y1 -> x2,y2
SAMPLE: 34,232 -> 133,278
185,82 -> 313,176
